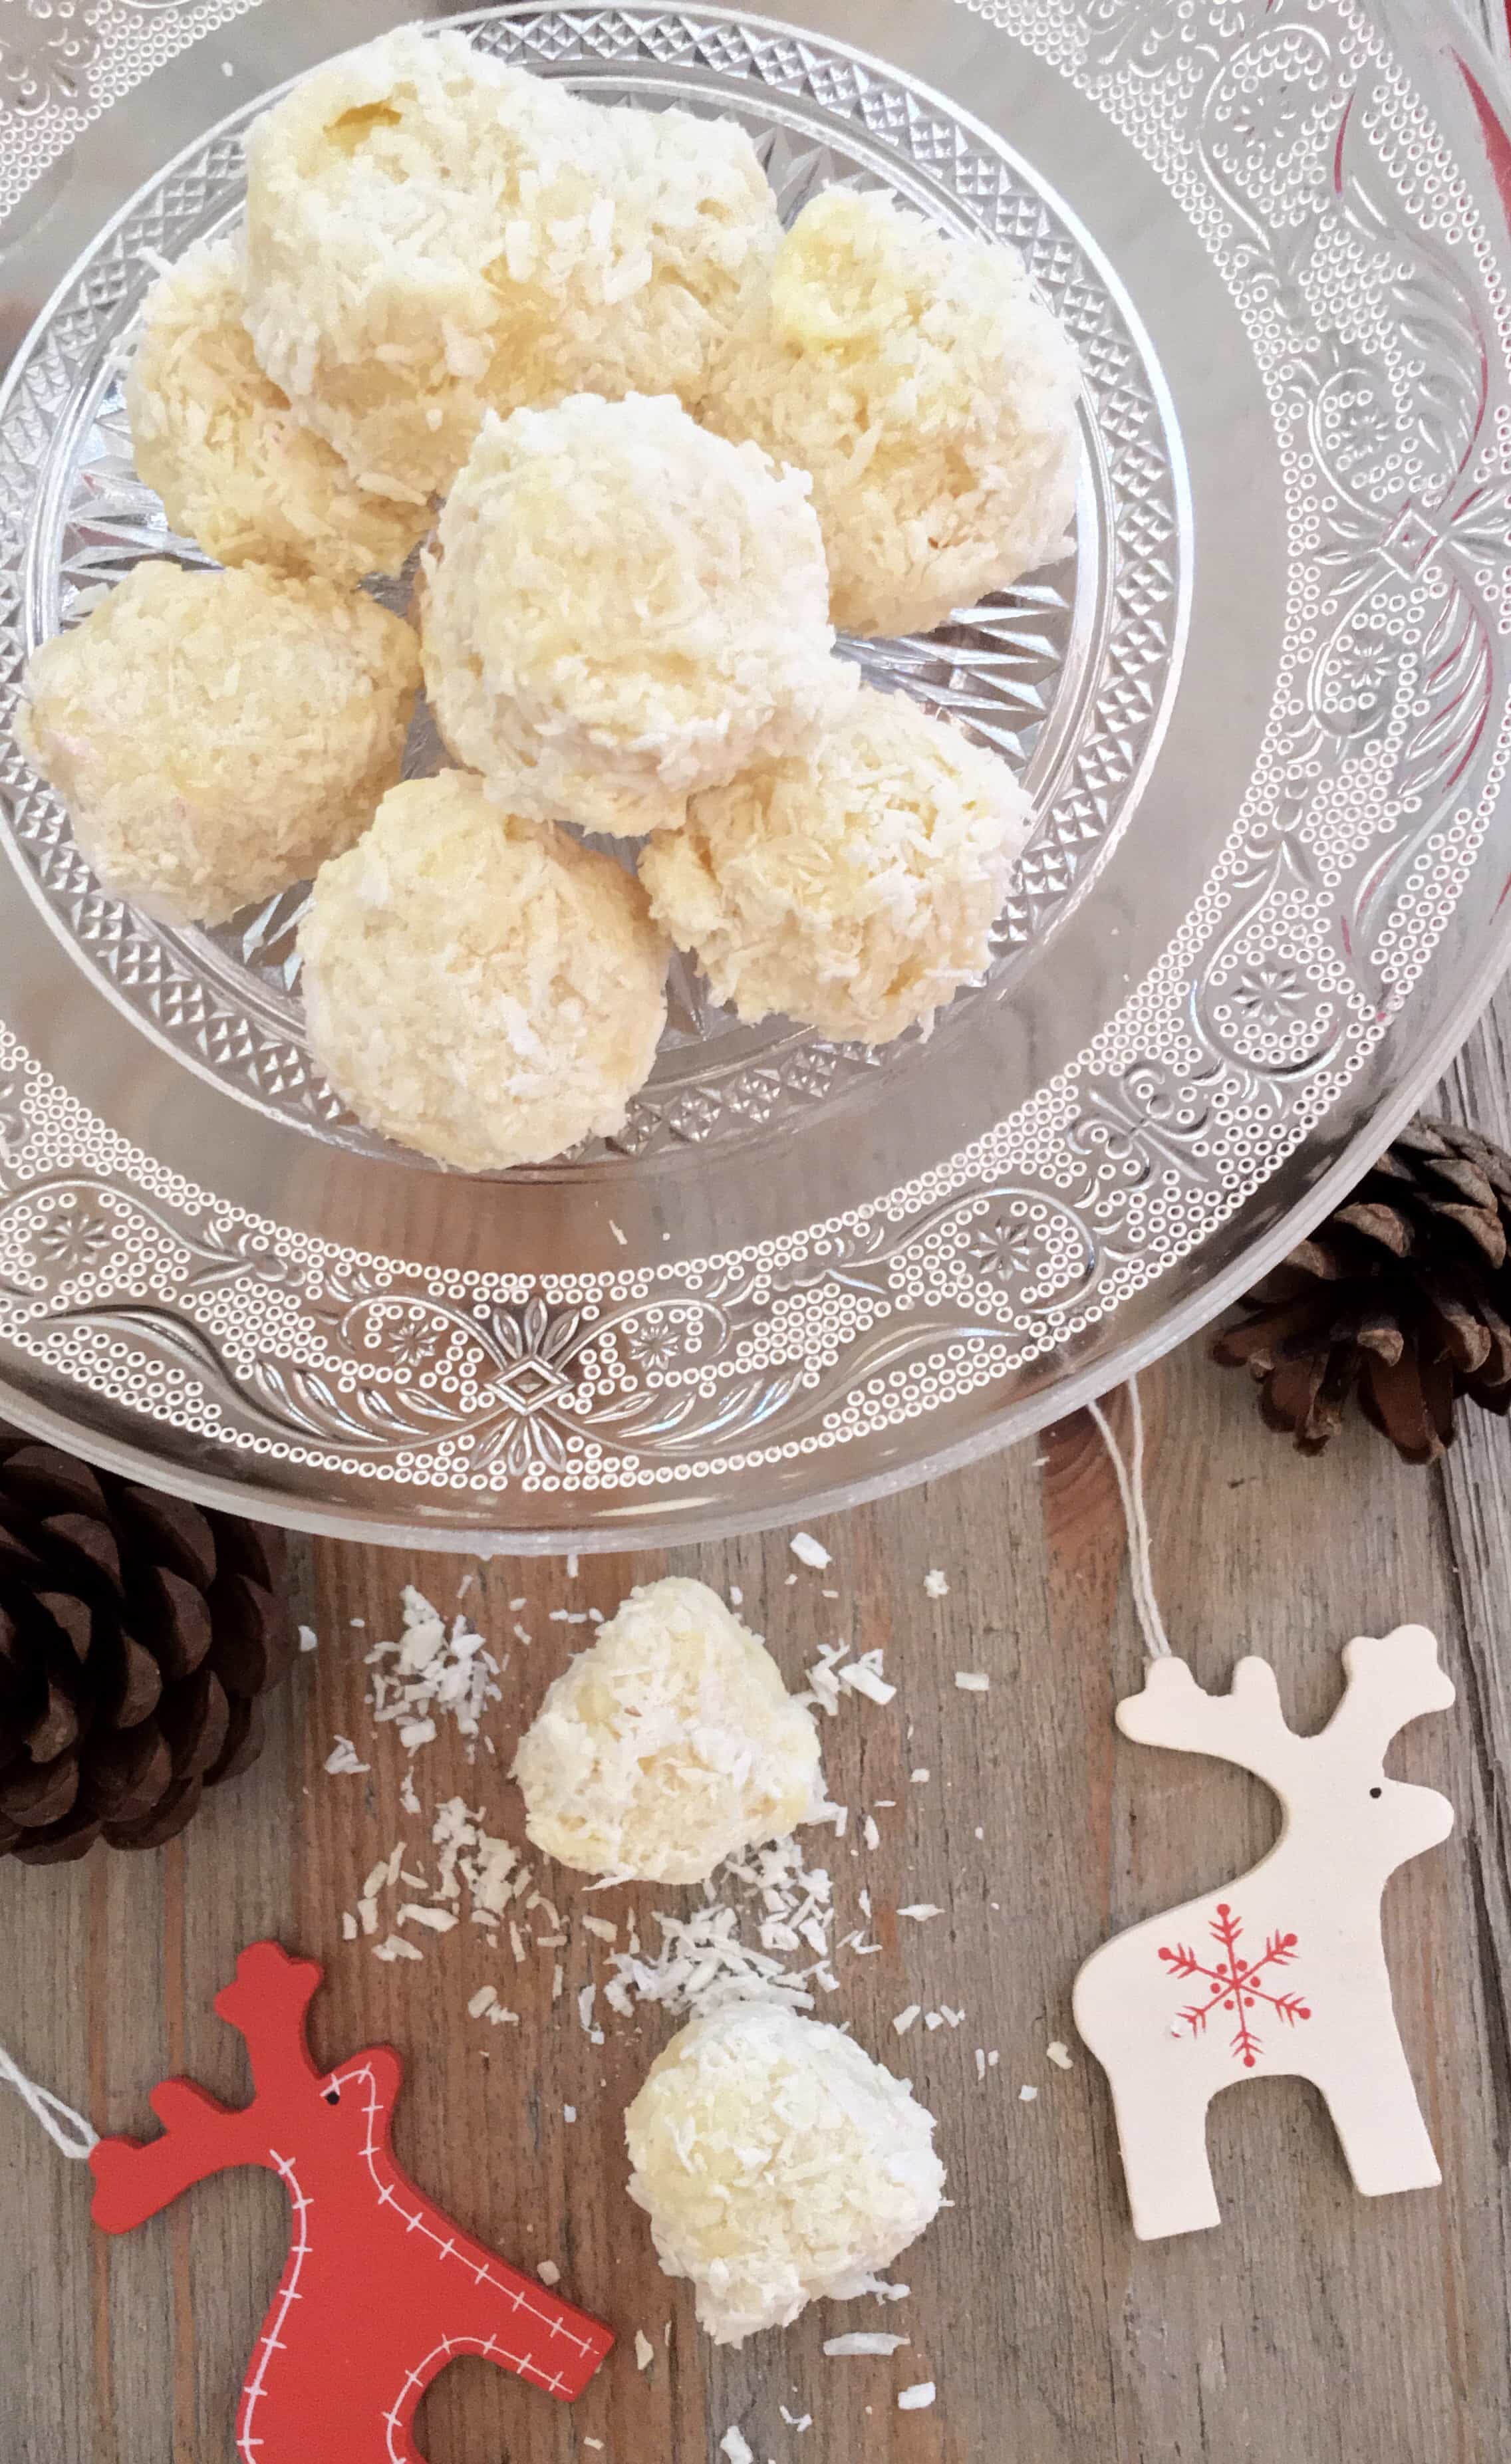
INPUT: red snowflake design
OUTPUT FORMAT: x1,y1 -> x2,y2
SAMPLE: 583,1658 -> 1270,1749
1158,1902 -> 1312,2068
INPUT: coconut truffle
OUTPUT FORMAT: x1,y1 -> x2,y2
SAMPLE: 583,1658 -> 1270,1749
298,771 -> 668,1170
15,561 -> 419,926
126,235 -> 427,585
702,185 -> 1082,636
512,1576 -> 824,1884
587,102 -> 781,405
243,27 -> 616,502
640,682 -> 1032,1044
626,2003 -> 946,2345
421,393 -> 853,836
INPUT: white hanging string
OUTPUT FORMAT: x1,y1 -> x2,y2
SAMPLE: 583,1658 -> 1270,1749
1085,1374 -> 1173,1661
0,2041 -> 97,2159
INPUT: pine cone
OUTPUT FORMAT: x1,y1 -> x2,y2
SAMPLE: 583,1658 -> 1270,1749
1212,1114 -> 1511,1463
0,1431 -> 295,1864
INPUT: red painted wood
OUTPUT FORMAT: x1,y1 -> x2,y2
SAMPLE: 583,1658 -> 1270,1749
89,1940 -> 613,2463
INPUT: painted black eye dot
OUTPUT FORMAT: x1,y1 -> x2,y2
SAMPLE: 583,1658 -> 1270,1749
1369,1786 -> 1383,1799
323,2086 -> 341,2106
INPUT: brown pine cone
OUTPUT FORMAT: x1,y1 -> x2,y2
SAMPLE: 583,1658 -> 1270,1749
1212,1114 -> 1511,1464
0,1431 -> 295,1864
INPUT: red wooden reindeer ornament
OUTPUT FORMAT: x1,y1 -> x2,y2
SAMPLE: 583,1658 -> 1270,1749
90,1941 -> 613,2461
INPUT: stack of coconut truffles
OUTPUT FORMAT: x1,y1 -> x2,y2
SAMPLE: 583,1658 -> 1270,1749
17,25 -> 1083,1171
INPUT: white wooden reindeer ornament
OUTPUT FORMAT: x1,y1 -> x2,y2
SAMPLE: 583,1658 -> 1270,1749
1073,1388 -> 1456,2242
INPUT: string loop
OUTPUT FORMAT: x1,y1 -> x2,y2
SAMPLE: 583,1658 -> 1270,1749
0,2042 -> 97,2160
1086,1375 -> 1172,1661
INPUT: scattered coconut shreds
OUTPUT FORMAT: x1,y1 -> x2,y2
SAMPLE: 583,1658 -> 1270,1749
634,2330 -> 654,2372
893,2005 -> 921,2036
781,2407 -> 814,2431
564,2104 -> 577,2124
898,2382 -> 936,2411
824,2332 -> 910,2356
721,2431 -> 755,2464
1020,2084 -> 1039,2103
863,1814 -> 881,1851
789,1531 -> 831,1569
323,1737 -> 370,1776
975,2048 -> 986,2082
567,1552 -> 579,1578
468,1985 -> 497,2019
923,1570 -> 950,1600
840,1649 -> 895,1706
399,1771 -> 421,1815
373,1935 -> 422,1963
537,2261 -> 561,2286
581,1915 -> 617,1943
398,1904 -> 458,1934
910,1767 -> 930,1784
954,1672 -> 990,1693
299,1624 -> 319,1654
341,1912 -> 356,1941
898,1904 -> 943,1923
585,2442 -> 605,2453
363,1585 -> 504,1765
605,1836 -> 837,2021
1047,2040 -> 1074,2070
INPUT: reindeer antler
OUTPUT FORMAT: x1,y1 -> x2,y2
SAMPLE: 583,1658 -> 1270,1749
213,1940 -> 323,2097
1325,1625 -> 1455,1759
91,1942 -> 321,2233
1115,1655 -> 1305,1787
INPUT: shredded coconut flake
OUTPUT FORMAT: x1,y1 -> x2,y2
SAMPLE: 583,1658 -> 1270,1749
824,2332 -> 910,2356
789,1531 -> 831,1569
897,2382 -> 937,2411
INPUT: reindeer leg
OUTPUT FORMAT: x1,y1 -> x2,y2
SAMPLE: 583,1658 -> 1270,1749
1106,2067 -> 1221,2240
1315,2032 -> 1441,2198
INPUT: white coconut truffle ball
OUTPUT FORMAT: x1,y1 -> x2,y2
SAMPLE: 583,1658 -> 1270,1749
243,28 -> 617,502
640,682 -> 1032,1044
421,393 -> 853,836
16,561 -> 420,926
298,771 -> 668,1170
126,235 -> 427,586
702,185 -> 1082,637
512,1576 -> 823,1884
587,102 -> 781,405
626,2003 -> 947,2345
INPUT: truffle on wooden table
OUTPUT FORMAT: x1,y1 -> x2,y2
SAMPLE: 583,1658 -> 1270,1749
512,1576 -> 825,1884
625,2002 -> 946,2345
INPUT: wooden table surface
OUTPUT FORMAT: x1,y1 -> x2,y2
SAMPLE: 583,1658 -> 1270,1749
3,1006 -> 1510,2464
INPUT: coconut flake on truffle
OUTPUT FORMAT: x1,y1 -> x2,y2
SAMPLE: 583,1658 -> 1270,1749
625,2002 -> 946,2345
512,1576 -> 825,1884
421,392 -> 853,837
126,235 -> 427,584
640,680 -> 1032,1045
16,560 -> 418,926
702,184 -> 1081,636
298,771 -> 668,1170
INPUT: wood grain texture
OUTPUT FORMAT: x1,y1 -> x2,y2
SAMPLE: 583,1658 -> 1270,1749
4,1039 -> 1511,2463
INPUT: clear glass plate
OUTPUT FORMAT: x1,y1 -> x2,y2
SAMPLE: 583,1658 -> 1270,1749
1,0 -> 1509,1549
